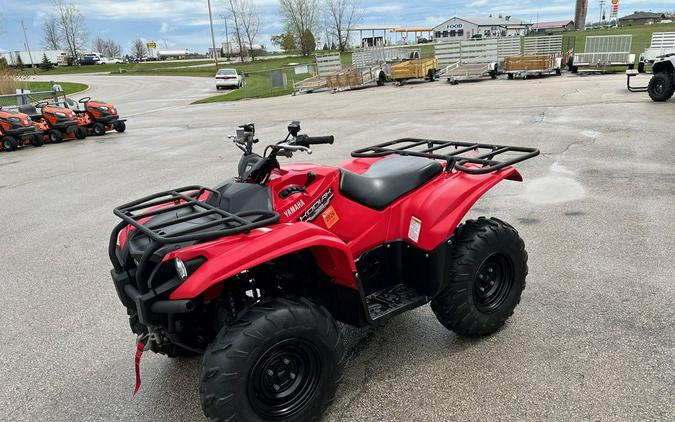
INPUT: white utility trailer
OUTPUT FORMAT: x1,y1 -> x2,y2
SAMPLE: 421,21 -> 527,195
502,35 -> 564,79
571,35 -> 635,72
436,37 -> 520,84
294,53 -> 342,94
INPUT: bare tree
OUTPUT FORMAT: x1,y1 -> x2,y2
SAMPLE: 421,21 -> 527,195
240,0 -> 261,60
226,0 -> 246,62
105,41 -> 122,58
91,37 -> 122,57
92,37 -> 106,54
130,39 -> 147,59
42,18 -> 62,50
53,0 -> 88,61
279,0 -> 320,55
324,0 -> 359,52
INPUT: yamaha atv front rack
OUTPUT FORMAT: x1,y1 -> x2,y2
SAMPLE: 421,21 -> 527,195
109,185 -> 279,289
352,138 -> 539,174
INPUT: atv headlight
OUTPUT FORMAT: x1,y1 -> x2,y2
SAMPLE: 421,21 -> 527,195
98,106 -> 109,111
55,112 -> 67,118
175,258 -> 188,280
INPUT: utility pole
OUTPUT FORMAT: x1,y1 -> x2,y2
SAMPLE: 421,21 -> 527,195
220,14 -> 230,59
207,0 -> 219,67
599,0 -> 606,25
21,20 -> 36,74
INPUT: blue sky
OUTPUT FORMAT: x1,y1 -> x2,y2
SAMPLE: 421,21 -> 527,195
1,1 -> 674,54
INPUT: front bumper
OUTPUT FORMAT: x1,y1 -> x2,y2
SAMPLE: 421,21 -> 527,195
4,127 -> 41,139
111,266 -> 189,328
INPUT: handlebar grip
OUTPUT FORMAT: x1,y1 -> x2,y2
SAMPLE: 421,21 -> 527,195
304,135 -> 334,145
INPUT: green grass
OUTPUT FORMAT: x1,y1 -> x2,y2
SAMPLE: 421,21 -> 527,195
0,81 -> 88,107
558,22 -> 675,59
22,81 -> 88,95
193,69 -> 314,103
31,59 -> 214,75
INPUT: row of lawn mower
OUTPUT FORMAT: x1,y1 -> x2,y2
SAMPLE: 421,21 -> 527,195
0,95 -> 126,152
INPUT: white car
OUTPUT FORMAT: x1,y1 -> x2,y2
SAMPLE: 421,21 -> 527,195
215,68 -> 243,90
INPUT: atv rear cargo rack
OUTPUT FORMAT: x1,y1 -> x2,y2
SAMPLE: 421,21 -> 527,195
352,138 -> 539,174
109,186 -> 279,277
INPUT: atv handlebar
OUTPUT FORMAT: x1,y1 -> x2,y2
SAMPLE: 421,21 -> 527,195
296,135 -> 334,146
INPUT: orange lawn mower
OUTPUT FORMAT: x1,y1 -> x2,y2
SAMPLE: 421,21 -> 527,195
19,101 -> 86,144
0,106 -> 43,151
63,96 -> 126,136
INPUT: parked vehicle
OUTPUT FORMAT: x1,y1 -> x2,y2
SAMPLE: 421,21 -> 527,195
79,53 -> 103,65
108,122 -> 539,421
215,68 -> 243,89
18,102 -> 84,143
0,106 -> 42,151
647,54 -> 675,101
63,96 -> 127,135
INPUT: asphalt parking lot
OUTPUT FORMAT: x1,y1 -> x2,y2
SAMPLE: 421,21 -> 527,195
1,73 -> 673,421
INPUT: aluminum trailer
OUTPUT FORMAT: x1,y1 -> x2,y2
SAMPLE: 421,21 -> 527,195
440,62 -> 498,84
390,58 -> 439,84
571,35 -> 636,72
294,53 -> 342,94
502,55 -> 563,79
435,38 -> 518,84
325,64 -> 389,92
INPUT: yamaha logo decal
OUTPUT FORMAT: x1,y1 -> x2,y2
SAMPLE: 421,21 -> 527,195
299,188 -> 333,222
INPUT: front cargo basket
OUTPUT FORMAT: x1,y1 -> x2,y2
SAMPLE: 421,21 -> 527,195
112,186 -> 279,245
352,138 -> 539,174
108,186 -> 279,282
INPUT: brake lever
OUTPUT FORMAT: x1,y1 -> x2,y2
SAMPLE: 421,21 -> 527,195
277,143 -> 312,155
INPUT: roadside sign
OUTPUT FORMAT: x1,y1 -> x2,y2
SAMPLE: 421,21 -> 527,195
146,42 -> 157,49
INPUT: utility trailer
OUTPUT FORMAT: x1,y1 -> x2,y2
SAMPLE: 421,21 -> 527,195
502,55 -> 563,79
325,64 -> 389,92
441,62 -> 497,85
638,32 -> 675,72
390,58 -> 439,84
293,53 -> 342,94
436,38 -> 519,84
571,35 -> 636,73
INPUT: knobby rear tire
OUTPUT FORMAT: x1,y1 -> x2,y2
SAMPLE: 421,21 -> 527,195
431,217 -> 528,337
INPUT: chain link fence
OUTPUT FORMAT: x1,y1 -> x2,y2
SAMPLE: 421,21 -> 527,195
237,64 -> 318,100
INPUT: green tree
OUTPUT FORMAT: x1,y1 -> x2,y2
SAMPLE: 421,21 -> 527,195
271,30 -> 296,52
300,29 -> 316,55
40,53 -> 54,71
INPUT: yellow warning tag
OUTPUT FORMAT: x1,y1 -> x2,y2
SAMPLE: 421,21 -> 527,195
321,206 -> 340,229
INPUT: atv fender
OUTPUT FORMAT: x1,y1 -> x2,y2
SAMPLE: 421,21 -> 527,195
167,222 -> 357,300
391,167 -> 523,251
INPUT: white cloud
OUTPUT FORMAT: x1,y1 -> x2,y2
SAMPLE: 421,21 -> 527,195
160,22 -> 170,33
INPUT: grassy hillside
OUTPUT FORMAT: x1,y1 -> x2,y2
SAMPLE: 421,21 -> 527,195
559,22 -> 675,57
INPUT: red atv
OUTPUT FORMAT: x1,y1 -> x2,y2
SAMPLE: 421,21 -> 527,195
19,101 -> 86,143
109,122 -> 539,421
63,96 -> 126,136
0,106 -> 42,151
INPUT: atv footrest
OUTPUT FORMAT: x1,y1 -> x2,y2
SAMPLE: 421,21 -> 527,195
366,284 -> 427,321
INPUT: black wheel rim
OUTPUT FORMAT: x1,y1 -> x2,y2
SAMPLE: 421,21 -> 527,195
473,253 -> 514,313
248,338 -> 321,420
654,80 -> 665,94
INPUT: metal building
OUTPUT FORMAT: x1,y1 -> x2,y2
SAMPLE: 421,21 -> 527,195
432,16 -> 532,42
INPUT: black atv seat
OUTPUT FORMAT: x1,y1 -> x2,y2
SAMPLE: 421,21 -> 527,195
340,156 -> 443,210
18,104 -> 42,120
